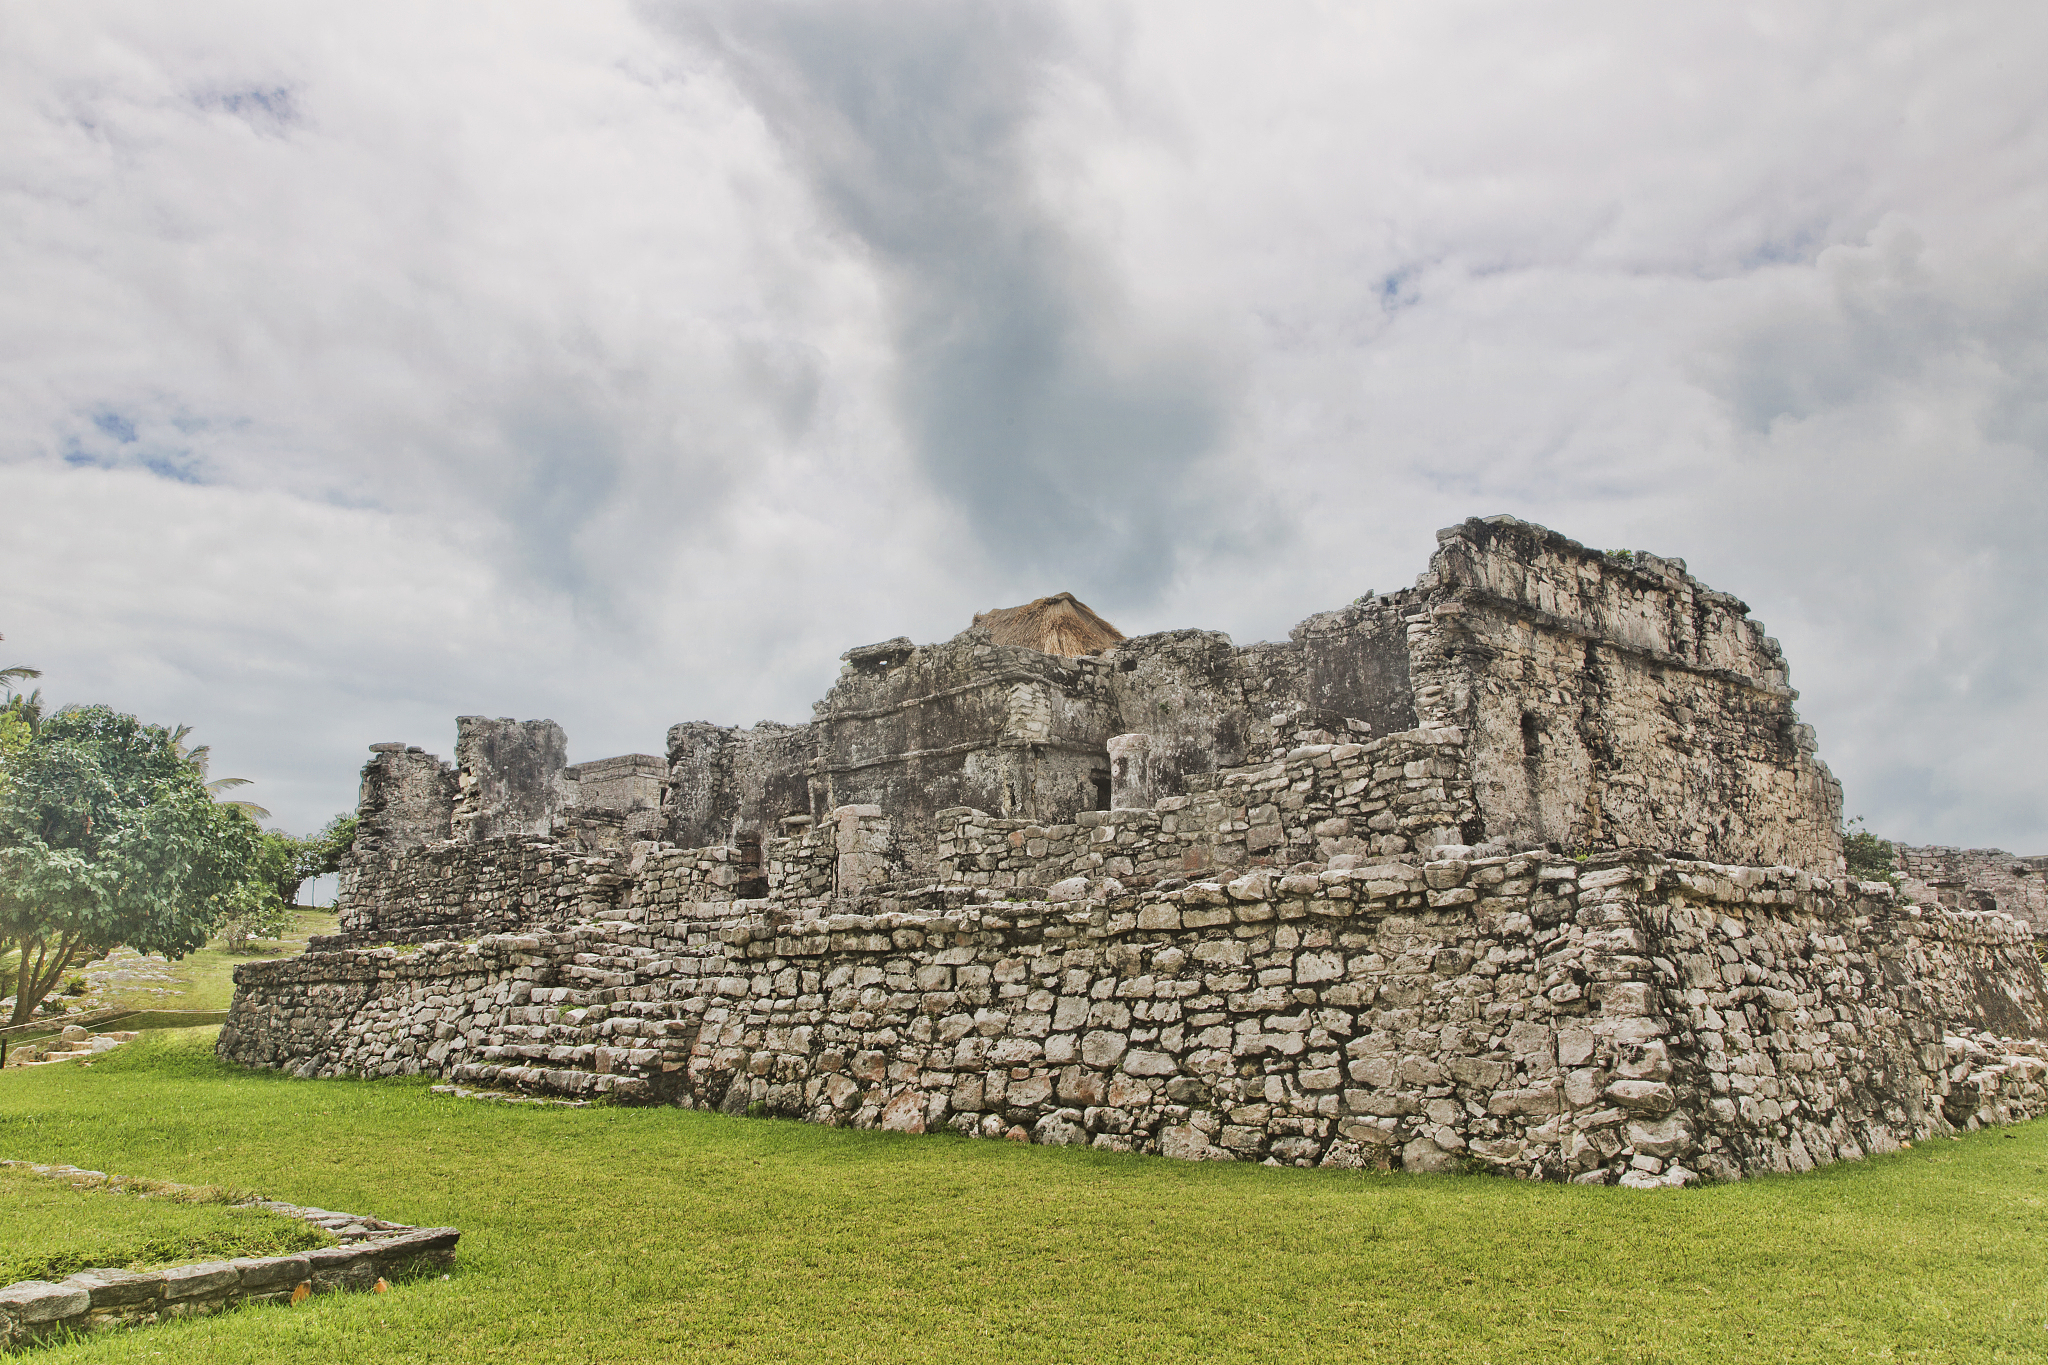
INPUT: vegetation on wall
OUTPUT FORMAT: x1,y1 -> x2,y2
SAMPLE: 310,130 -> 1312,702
1842,816 -> 1899,884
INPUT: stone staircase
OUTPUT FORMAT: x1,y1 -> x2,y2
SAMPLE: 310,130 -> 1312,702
445,923 -> 698,1103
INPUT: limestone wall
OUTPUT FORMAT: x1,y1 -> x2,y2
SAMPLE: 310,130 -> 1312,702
453,717 -> 576,841
336,804 -> 902,945
933,727 -> 1478,890
335,838 -> 629,944
554,754 -> 666,850
665,720 -> 817,849
1427,517 -> 1843,872
353,515 -> 1849,882
352,745 -> 456,855
566,753 -> 664,812
811,636 -> 1117,833
1096,600 -> 1421,805
224,835 -> 2048,1186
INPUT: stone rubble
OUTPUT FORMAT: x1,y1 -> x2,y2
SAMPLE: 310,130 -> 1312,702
427,1084 -> 589,1108
2,1027 -> 137,1069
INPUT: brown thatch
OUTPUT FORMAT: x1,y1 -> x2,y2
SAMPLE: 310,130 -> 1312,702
972,593 -> 1125,657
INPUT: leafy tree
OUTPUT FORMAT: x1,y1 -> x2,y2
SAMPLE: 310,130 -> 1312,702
0,658 -> 40,767
0,705 -> 260,1024
1843,816 -> 1899,884
218,831 -> 304,951
304,812 -> 359,879
218,815 -> 359,952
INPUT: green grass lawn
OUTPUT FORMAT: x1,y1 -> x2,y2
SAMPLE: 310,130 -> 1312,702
80,909 -> 341,1014
0,1164 -> 333,1285
2,1028 -> 2046,1363
2,910 -> 338,1039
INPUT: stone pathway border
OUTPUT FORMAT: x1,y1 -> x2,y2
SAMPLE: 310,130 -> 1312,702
0,1161 -> 460,1351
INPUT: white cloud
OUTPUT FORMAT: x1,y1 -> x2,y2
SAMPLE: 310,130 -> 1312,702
2,0 -> 2043,850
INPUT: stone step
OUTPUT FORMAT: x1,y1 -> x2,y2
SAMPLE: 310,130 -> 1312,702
428,1083 -> 589,1108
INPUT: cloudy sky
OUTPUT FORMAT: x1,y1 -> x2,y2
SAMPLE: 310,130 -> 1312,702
3,1 -> 2043,852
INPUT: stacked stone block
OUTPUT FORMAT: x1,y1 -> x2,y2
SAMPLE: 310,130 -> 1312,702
335,838 -> 631,945
1894,845 -> 2048,936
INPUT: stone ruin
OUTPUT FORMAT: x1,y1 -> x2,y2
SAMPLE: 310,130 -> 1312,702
1893,845 -> 2048,935
220,515 -> 2048,1186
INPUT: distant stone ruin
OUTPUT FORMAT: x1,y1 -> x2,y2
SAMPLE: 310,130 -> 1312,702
220,515 -> 2048,1185
1893,845 -> 2048,936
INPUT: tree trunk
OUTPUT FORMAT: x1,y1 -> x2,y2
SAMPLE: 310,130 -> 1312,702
7,933 -> 81,1026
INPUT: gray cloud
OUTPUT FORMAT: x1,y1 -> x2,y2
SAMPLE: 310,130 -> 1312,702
1664,221 -> 2048,849
658,0 -> 1242,598
1,1 -> 2043,857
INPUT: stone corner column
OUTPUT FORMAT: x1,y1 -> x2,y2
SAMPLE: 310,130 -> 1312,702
833,805 -> 892,899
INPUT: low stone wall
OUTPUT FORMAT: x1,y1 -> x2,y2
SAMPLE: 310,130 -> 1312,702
222,845 -> 2048,1186
0,1162 -> 458,1351
336,837 -> 626,945
933,728 -> 1478,889
335,813 -> 866,946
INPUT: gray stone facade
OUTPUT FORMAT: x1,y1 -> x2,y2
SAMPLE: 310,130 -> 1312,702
453,716 -> 575,842
352,745 -> 455,855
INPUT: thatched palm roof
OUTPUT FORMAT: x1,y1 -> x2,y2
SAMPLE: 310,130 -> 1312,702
972,593 -> 1125,657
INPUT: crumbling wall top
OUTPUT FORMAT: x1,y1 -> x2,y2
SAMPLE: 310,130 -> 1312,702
1431,514 -> 1789,688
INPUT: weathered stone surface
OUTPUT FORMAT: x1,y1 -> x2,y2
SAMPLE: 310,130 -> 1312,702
1604,1081 -> 1676,1115
879,1091 -> 926,1133
226,832 -> 2048,1186
353,745 -> 457,856
1626,1116 -> 1696,1159
303,1246 -> 379,1293
232,1255 -> 311,1290
1896,845 -> 2048,935
351,516 -> 1892,894
161,1261 -> 237,1300
1159,1125 -> 1222,1161
0,1281 -> 89,1322
1402,1138 -> 1463,1174
454,717 -> 574,842
64,1267 -> 163,1307
1,1162 -> 461,1349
